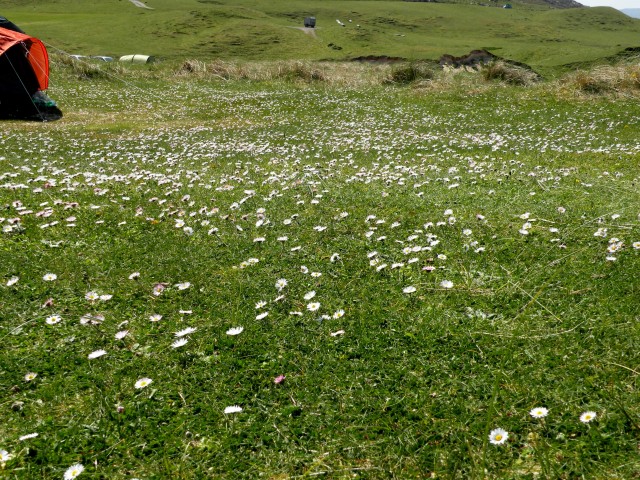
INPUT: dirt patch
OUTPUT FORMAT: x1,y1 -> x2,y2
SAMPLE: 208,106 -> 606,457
290,27 -> 317,38
129,0 -> 154,9
351,55 -> 406,63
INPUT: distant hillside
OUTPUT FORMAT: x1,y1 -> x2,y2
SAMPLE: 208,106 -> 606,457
407,0 -> 584,8
621,8 -> 640,18
3,0 -> 640,74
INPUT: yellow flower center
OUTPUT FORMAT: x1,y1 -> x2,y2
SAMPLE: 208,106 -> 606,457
495,435 -> 502,441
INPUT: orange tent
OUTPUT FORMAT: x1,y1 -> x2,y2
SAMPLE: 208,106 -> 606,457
0,26 -> 49,91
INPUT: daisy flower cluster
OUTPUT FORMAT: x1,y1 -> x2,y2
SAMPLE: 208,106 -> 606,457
489,407 -> 598,446
1,79 -> 638,478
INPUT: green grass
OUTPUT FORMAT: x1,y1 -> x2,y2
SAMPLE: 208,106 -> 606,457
1,64 -> 640,478
3,0 -> 640,75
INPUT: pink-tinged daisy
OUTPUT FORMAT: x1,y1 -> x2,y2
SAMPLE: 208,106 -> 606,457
274,375 -> 286,384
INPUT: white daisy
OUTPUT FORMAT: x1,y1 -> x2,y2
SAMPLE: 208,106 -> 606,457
63,463 -> 84,479
224,405 -> 243,414
440,280 -> 454,289
489,428 -> 509,445
45,314 -> 62,325
304,291 -> 316,300
307,302 -> 321,312
6,276 -> 19,286
24,372 -> 37,381
88,349 -> 107,359
530,407 -> 548,419
85,291 -> 99,301
115,330 -> 129,340
580,411 -> 597,423
403,286 -> 416,294
0,449 -> 13,462
149,314 -> 163,322
171,338 -> 188,349
175,327 -> 197,337
226,326 -> 244,336
134,378 -> 152,389
256,312 -> 269,320
42,273 -> 57,281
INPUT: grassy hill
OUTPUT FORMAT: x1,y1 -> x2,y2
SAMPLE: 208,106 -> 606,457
4,0 -> 640,74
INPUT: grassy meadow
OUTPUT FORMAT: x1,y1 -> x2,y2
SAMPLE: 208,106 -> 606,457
4,0 -> 640,75
1,59 -> 640,479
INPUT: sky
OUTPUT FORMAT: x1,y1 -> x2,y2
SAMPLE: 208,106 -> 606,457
579,0 -> 639,8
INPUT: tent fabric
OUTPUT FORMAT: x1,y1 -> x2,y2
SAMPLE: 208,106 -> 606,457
0,26 -> 49,91
0,16 -> 25,33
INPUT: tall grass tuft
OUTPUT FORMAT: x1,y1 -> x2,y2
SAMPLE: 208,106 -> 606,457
481,61 -> 541,86
558,63 -> 640,97
385,61 -> 436,85
274,61 -> 326,82
51,53 -> 126,80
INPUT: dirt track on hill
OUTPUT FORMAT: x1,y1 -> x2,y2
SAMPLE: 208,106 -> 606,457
290,27 -> 318,38
129,0 -> 154,9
